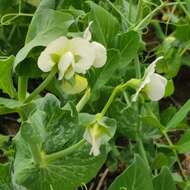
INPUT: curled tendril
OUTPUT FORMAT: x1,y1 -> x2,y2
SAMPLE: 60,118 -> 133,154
0,13 -> 33,26
80,183 -> 88,190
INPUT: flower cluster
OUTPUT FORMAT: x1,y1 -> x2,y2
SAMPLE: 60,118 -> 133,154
37,22 -> 107,93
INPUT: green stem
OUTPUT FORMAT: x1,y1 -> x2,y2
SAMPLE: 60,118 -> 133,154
136,134 -> 149,167
133,2 -> 186,31
176,0 -> 190,22
134,56 -> 141,78
145,104 -> 187,180
30,144 -> 42,165
45,139 -> 85,163
76,88 -> 91,112
101,84 -> 123,116
151,21 -> 165,41
162,131 -> 187,181
18,76 -> 28,102
24,67 -> 57,103
136,0 -> 143,24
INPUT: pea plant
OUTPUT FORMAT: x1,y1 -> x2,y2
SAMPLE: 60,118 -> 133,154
1,0 -> 190,189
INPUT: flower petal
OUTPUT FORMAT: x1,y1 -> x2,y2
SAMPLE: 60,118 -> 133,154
83,21 -> 93,41
145,73 -> 167,101
71,38 -> 95,74
45,36 -> 69,54
58,51 -> 74,80
132,56 -> 164,102
91,42 -> 107,68
62,74 -> 88,94
37,51 -> 55,72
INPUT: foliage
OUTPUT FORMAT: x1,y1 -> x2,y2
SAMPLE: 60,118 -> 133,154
0,0 -> 190,189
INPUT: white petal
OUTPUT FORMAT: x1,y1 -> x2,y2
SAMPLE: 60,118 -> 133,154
45,36 -> 69,54
91,42 -> 107,68
132,56 -> 164,102
58,52 -> 74,80
83,21 -> 93,41
37,51 -> 55,72
71,38 -> 95,74
145,73 -> 167,101
90,138 -> 101,156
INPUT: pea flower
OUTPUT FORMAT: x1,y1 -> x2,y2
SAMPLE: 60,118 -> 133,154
37,22 -> 107,81
83,116 -> 116,156
132,56 -> 167,102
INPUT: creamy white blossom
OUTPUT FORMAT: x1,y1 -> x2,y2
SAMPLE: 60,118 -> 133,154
132,56 -> 167,101
37,22 -> 107,81
83,117 -> 116,156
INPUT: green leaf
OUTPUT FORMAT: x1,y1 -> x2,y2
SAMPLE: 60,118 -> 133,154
118,31 -> 140,65
0,56 -> 16,97
0,0 -> 14,12
108,155 -> 154,190
153,167 -> 177,190
151,153 -> 169,170
14,0 -> 74,74
87,1 -> 120,47
176,130 -> 190,153
166,99 -> 190,130
13,94 -> 106,190
0,97 -> 23,115
0,163 -> 12,190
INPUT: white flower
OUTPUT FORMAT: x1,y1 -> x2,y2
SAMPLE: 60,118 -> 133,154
132,56 -> 167,101
83,116 -> 116,156
37,22 -> 107,81
83,123 -> 102,156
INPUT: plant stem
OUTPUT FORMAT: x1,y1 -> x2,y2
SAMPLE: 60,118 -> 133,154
76,88 -> 91,112
30,144 -> 42,165
18,76 -> 28,102
133,2 -> 186,31
134,56 -> 141,78
45,139 -> 86,163
136,0 -> 143,24
101,84 -> 123,116
162,131 -> 187,181
145,104 -> 187,180
24,67 -> 57,103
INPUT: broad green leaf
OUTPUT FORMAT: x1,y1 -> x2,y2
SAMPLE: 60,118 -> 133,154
0,97 -> 24,115
87,1 -> 120,47
118,31 -> 140,65
0,0 -> 14,12
0,56 -> 16,97
14,0 -> 74,73
0,163 -> 12,190
153,167 -> 177,190
108,155 -> 154,190
166,99 -> 190,130
13,94 -> 106,190
176,130 -> 190,153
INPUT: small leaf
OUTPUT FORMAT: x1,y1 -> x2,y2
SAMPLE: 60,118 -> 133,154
108,155 -> 154,190
166,99 -> 190,130
153,167 -> 177,190
175,130 -> 190,153
87,1 -> 120,47
0,56 -> 16,97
